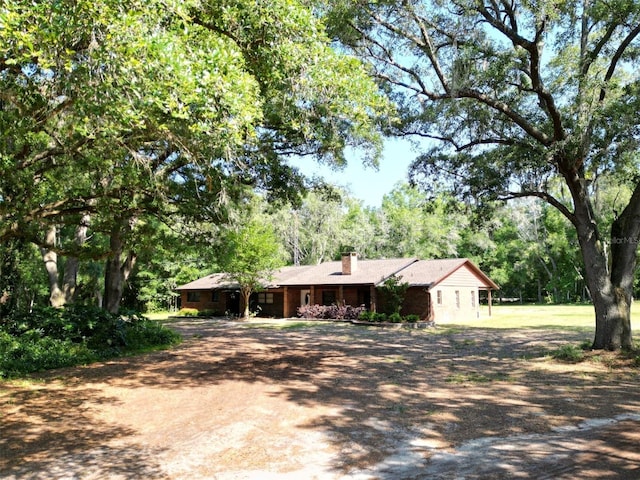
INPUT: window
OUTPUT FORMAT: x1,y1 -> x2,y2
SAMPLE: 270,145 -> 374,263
211,291 -> 219,302
322,290 -> 336,305
471,291 -> 475,308
257,292 -> 274,304
187,291 -> 200,302
436,290 -> 442,305
455,290 -> 460,309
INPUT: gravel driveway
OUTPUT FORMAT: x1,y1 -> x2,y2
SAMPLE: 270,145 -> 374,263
2,318 -> 640,479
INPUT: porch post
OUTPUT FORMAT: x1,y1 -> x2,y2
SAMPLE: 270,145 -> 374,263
488,289 -> 493,317
283,287 -> 289,318
338,285 -> 344,305
370,285 -> 377,312
310,285 -> 315,305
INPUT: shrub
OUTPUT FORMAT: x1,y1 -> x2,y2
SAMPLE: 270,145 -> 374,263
358,310 -> 375,322
297,304 -> 365,320
331,304 -> 366,320
0,305 -> 180,378
389,312 -> 402,323
404,314 -> 420,323
177,308 -> 199,317
122,318 -> 181,352
378,275 -> 410,315
297,304 -> 328,319
373,312 -> 388,323
552,344 -> 585,362
0,329 -> 96,378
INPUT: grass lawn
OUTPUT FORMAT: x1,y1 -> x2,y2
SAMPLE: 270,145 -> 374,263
149,303 -> 640,334
455,303 -> 639,331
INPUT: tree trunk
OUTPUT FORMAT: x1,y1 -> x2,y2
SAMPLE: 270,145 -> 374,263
559,161 -> 640,350
578,229 -> 633,350
240,287 -> 251,320
61,215 -> 90,304
571,176 -> 640,350
591,188 -> 640,349
103,232 -> 123,314
40,226 -> 65,308
103,225 -> 137,314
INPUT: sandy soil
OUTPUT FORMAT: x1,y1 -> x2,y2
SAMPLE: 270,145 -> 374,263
2,318 -> 640,479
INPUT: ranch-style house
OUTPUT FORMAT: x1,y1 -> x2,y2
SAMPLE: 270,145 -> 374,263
176,253 -> 498,322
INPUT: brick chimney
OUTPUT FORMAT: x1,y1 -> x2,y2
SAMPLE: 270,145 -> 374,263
341,252 -> 358,275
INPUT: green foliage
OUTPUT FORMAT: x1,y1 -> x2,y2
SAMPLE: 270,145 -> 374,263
0,0 -> 389,318
0,240 -> 48,316
357,311 -> 421,323
374,312 -> 388,323
219,212 -> 287,319
0,330 -> 96,378
379,274 -> 410,315
328,0 -> 640,348
0,305 -> 180,378
177,308 -> 199,317
551,344 -> 585,363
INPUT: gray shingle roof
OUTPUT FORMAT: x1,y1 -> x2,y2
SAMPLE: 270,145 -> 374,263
176,257 -> 497,291
276,258 -> 419,286
397,258 -> 499,289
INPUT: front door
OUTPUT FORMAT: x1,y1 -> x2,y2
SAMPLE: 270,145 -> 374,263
301,289 -> 311,307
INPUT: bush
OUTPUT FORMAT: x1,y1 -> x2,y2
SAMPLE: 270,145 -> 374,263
297,304 -> 365,320
177,308 -> 199,317
373,312 -> 388,323
552,344 -> 585,362
298,305 -> 422,324
0,305 -> 181,378
0,330 -> 96,378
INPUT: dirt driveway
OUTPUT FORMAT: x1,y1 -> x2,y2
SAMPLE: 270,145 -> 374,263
2,319 -> 640,479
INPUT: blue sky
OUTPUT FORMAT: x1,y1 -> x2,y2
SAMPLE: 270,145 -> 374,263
290,138 -> 419,208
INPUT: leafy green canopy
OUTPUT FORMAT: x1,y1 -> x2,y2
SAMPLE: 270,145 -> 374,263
324,0 -> 640,209
0,0 -> 390,245
325,0 -> 640,349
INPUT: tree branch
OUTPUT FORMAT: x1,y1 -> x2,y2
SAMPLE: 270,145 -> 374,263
501,190 -> 576,225
599,22 -> 640,102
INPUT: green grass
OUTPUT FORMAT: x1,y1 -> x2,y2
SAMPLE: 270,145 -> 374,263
146,311 -> 175,321
443,303 -> 618,330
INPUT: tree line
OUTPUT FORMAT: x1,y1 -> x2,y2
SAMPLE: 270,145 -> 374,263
2,0 -> 640,350
2,181 -> 615,316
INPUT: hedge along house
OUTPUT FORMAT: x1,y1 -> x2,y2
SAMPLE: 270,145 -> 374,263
176,253 -> 498,322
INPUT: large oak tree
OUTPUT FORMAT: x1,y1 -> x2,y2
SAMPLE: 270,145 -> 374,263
326,0 -> 640,349
0,0 -> 389,312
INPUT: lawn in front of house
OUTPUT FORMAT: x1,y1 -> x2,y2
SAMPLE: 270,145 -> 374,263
153,302 -> 640,334
456,303 -> 639,331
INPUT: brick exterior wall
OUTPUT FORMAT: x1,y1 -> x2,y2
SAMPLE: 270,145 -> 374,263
249,291 -> 285,318
401,287 -> 432,320
180,289 -> 231,315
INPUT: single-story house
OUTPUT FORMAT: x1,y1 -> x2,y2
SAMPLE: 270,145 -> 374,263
176,253 -> 498,322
